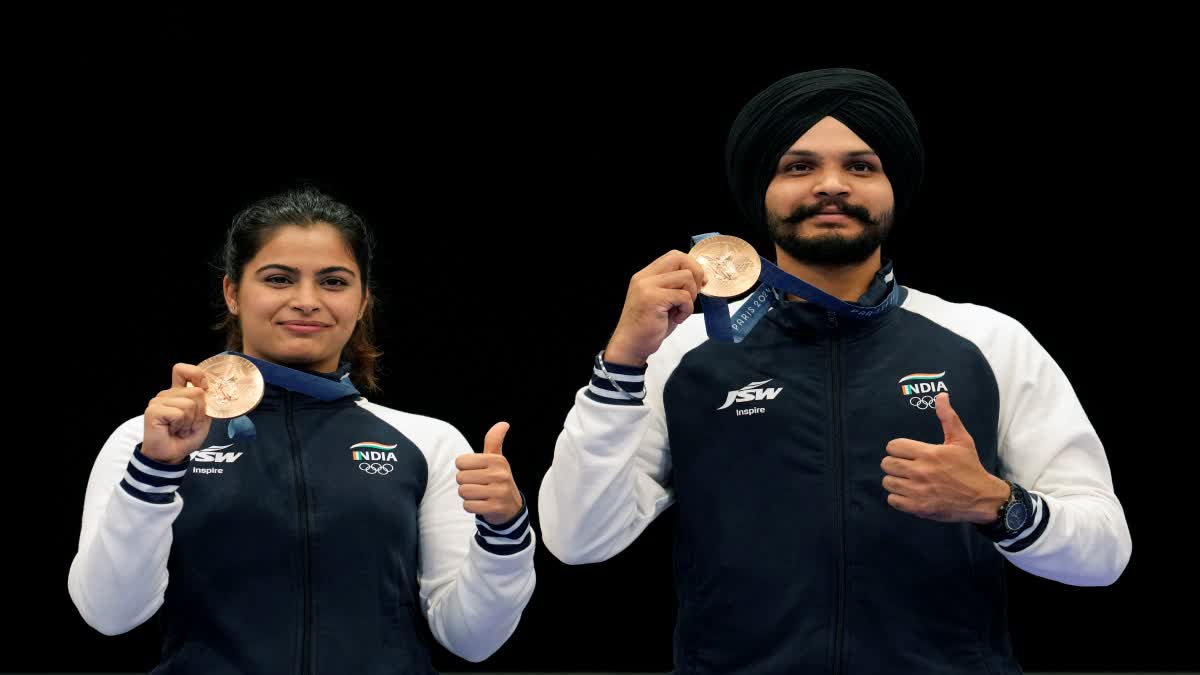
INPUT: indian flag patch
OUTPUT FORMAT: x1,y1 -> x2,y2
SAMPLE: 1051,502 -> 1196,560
351,442 -> 399,461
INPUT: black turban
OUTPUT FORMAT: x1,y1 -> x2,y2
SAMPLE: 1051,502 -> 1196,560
724,68 -> 925,228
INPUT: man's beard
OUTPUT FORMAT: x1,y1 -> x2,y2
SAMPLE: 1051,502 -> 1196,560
766,198 -> 894,266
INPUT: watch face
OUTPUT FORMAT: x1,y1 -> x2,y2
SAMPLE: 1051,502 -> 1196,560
1005,501 -> 1029,531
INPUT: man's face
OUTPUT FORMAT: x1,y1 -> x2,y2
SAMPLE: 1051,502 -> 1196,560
764,116 -> 896,266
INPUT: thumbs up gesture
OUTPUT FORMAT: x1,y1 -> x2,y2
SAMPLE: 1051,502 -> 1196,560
881,394 -> 1011,523
455,422 -> 524,525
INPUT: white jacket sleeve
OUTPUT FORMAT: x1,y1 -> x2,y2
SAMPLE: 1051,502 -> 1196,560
991,317 -> 1132,586
416,424 -> 536,663
539,331 -> 697,565
68,416 -> 188,635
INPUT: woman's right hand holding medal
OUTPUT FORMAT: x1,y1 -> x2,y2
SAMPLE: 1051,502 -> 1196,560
141,363 -> 213,464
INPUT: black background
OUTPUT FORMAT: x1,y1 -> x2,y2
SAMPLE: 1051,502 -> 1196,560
6,26 -> 1192,673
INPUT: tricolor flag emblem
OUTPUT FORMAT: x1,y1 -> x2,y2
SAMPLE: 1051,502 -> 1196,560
351,442 -> 398,461
898,372 -> 947,396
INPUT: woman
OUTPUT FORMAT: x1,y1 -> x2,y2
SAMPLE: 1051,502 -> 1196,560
68,187 -> 535,673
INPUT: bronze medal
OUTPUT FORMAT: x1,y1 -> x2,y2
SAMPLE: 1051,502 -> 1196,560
688,235 -> 761,298
194,353 -> 265,419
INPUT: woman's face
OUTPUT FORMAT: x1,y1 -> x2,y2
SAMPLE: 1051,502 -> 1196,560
224,223 -> 367,373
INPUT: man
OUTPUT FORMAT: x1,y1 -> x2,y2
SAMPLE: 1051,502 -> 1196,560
538,68 -> 1131,674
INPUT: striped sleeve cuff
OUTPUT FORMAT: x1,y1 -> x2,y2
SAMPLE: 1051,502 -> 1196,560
119,444 -> 189,505
474,493 -> 531,555
585,354 -> 647,406
996,492 -> 1049,553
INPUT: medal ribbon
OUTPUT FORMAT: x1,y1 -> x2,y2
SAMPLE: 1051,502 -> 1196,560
222,351 -> 360,439
691,232 -> 902,344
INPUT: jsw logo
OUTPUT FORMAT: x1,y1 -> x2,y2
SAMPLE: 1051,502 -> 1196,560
189,444 -> 243,463
717,379 -> 784,410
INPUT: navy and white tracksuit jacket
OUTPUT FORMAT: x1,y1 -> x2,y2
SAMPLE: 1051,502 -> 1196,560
540,270 -> 1130,674
70,364 -> 535,674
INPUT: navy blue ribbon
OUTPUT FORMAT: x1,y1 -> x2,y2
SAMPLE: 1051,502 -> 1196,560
691,232 -> 901,343
223,352 -> 360,439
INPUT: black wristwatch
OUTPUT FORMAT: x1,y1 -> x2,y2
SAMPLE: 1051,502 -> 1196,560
978,480 -> 1031,541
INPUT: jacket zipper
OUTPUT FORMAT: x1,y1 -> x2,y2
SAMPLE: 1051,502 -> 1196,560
829,311 -> 847,675
286,391 -> 314,675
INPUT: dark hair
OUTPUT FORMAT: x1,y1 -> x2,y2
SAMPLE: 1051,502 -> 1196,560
215,186 -> 382,392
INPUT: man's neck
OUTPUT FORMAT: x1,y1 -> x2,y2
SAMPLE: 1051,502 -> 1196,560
775,247 -> 883,303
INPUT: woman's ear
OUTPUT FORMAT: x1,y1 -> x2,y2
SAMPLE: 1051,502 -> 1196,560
223,275 -> 239,315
